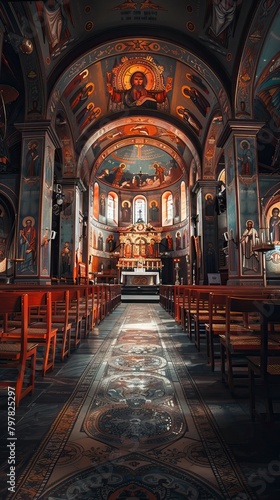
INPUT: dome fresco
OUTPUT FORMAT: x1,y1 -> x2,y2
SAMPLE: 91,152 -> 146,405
95,143 -> 183,191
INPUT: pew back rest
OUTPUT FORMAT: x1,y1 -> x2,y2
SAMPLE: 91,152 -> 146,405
0,292 -> 29,358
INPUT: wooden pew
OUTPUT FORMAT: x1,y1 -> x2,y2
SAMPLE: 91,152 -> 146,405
29,289 -> 72,362
174,284 -> 280,342
78,285 -> 93,338
0,292 -> 38,406
0,290 -> 57,376
247,301 -> 280,421
205,291 -> 267,371
220,296 -> 280,393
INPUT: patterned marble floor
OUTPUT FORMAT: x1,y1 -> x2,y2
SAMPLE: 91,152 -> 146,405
0,303 -> 280,499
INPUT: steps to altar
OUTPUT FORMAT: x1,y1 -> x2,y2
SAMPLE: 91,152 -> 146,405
121,285 -> 160,302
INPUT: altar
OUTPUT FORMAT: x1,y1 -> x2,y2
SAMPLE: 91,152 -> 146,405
121,271 -> 160,286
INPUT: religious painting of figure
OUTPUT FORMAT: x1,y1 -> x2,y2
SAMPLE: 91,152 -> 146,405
186,73 -> 209,94
124,239 -> 132,257
182,86 -> 210,117
238,139 -> 253,176
70,83 -> 94,114
205,193 -> 215,217
123,71 -> 169,110
121,200 -> 132,222
176,106 -> 202,136
95,143 -> 182,191
106,55 -> 173,113
35,0 -> 74,58
166,233 -> 173,251
99,193 -> 106,217
152,162 -> 166,185
63,148 -> 75,176
106,234 -> 116,252
112,163 -> 127,187
176,231 -> 181,250
64,69 -> 89,98
98,232 -> 104,251
269,206 -> 280,243
149,201 -> 159,222
61,241 -> 71,276
240,219 -> 260,273
77,103 -> 101,133
24,140 -> 40,177
19,216 -> 37,274
204,0 -> 243,48
148,238 -> 156,257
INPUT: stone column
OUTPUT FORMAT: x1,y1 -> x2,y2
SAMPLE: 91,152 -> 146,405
58,177 -> 86,283
193,180 -> 219,284
15,121 -> 59,284
217,120 -> 265,285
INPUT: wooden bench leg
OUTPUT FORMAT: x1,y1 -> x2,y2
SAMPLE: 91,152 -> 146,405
248,366 -> 256,420
187,313 -> 192,341
195,321 -> 200,352
207,330 -> 215,372
180,307 -> 185,331
226,346 -> 235,393
43,335 -> 56,376
16,350 -> 37,407
263,379 -> 274,423
220,342 -> 226,383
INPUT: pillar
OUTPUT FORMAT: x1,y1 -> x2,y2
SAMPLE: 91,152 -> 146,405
193,180 -> 219,284
58,177 -> 86,283
15,121 -> 59,284
217,120 -> 265,285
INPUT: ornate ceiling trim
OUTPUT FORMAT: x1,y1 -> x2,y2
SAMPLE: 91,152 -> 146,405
77,115 -> 202,182
47,37 -> 231,125
234,1 -> 279,118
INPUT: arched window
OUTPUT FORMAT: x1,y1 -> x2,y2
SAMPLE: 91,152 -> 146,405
93,182 -> 99,220
167,193 -> 173,221
162,191 -> 173,226
133,196 -> 147,224
107,191 -> 118,225
181,181 -> 187,221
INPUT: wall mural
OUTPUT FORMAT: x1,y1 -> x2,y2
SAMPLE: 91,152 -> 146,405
240,219 -> 260,274
96,144 -> 181,191
18,216 -> 37,274
17,138 -> 42,276
106,55 -> 173,112
265,203 -> 280,277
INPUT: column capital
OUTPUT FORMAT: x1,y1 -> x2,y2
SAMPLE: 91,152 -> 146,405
58,177 -> 87,192
217,120 -> 265,149
192,179 -> 219,194
15,120 -> 60,148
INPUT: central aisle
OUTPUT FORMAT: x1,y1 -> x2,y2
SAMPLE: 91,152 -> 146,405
7,303 -> 277,499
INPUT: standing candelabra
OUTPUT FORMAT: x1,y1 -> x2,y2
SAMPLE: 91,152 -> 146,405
174,259 -> 180,285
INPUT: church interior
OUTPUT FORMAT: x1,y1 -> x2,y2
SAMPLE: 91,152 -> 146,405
0,1 -> 280,498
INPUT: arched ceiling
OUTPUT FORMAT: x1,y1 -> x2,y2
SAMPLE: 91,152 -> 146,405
47,35 -> 228,190
0,1 -> 279,183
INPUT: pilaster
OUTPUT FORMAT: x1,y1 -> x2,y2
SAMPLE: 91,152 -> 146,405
15,121 -> 59,284
218,120 -> 265,285
193,179 -> 219,284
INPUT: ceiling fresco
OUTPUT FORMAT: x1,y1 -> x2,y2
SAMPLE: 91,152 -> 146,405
29,1 -> 255,79
58,52 -> 219,147
94,142 -> 183,191
0,0 -> 279,184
